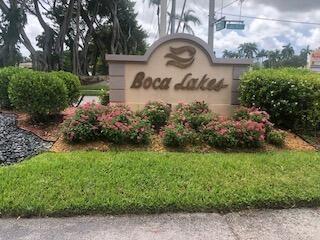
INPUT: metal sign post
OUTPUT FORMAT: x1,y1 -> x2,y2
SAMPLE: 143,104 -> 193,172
160,0 -> 167,37
208,0 -> 215,51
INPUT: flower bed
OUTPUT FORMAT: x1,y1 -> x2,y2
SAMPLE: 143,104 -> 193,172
62,101 -> 286,150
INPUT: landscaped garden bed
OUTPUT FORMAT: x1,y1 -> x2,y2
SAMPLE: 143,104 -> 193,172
0,66 -> 320,217
0,67 -> 318,164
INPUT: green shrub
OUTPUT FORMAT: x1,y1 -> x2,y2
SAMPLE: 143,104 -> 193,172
173,101 -> 212,130
240,68 -> 320,129
50,71 -> 81,105
128,117 -> 152,144
0,67 -> 30,109
63,103 -> 104,142
8,71 -> 68,120
233,106 -> 273,133
267,130 -> 286,147
140,101 -> 171,131
99,105 -> 134,144
99,90 -> 109,106
161,122 -> 195,148
201,120 -> 238,149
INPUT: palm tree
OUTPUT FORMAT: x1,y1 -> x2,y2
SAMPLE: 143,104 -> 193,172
176,0 -> 187,32
281,43 -> 294,60
175,9 -> 201,35
144,0 -> 161,34
238,43 -> 258,59
222,50 -> 240,59
256,49 -> 267,64
264,50 -> 282,68
300,45 -> 312,59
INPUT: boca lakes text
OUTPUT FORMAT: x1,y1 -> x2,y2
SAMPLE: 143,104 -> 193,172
130,72 -> 228,91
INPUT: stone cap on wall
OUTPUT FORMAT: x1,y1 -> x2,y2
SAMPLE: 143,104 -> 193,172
106,33 -> 253,66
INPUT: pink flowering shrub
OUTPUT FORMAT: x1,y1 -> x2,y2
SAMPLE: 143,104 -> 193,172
202,119 -> 267,149
233,107 -> 273,132
201,119 -> 238,148
129,117 -> 152,144
62,102 -> 105,142
172,101 -> 213,130
235,120 -> 266,148
140,101 -> 171,131
201,108 -> 271,149
99,105 -> 152,144
62,101 -> 280,149
99,105 -> 134,144
161,122 -> 195,147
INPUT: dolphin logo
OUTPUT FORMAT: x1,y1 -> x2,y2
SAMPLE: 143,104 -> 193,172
164,46 -> 196,69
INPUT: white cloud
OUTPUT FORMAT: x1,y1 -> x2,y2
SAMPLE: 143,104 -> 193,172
20,0 -> 320,57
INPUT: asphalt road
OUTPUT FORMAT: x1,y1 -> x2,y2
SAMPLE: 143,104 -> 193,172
1,208 -> 320,240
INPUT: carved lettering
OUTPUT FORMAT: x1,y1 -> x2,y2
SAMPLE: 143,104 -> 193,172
207,79 -> 217,90
143,77 -> 153,89
131,72 -> 172,90
174,73 -> 191,90
199,74 -> 209,90
160,78 -> 171,89
130,72 -> 228,91
152,78 -> 162,89
131,72 -> 145,88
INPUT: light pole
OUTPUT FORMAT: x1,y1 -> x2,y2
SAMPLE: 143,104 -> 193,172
160,0 -> 167,37
171,0 -> 176,34
208,0 -> 215,51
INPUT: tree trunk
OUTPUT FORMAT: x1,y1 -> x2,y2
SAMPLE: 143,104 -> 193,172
111,3 -> 120,54
80,2 -> 98,75
72,0 -> 81,75
55,0 -> 75,70
176,0 -> 187,32
32,0 -> 55,71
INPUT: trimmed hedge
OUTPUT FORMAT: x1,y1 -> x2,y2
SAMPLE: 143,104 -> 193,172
0,67 -> 30,109
8,71 -> 68,120
49,71 -> 81,105
240,68 -> 320,129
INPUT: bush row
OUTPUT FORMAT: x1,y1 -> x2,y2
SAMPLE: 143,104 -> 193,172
63,101 -> 285,148
0,67 -> 81,120
63,103 -> 152,144
161,103 -> 283,149
240,68 -> 320,130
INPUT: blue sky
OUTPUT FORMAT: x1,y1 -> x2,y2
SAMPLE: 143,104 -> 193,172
21,0 -> 320,57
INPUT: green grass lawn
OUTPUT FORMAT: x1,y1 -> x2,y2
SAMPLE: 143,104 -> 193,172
1,151 -> 320,217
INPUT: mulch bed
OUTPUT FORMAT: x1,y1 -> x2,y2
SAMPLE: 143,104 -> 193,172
51,132 -> 315,153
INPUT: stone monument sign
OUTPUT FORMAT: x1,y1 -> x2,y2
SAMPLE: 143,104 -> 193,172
106,33 -> 252,116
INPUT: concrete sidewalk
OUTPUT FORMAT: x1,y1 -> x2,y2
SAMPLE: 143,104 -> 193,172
1,208 -> 320,240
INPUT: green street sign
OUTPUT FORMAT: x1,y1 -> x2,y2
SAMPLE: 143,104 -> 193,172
216,20 -> 226,31
226,23 -> 245,30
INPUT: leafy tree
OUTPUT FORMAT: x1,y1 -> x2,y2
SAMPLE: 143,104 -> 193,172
0,0 -> 26,67
281,43 -> 295,60
238,42 -> 258,59
223,42 -> 311,68
0,0 -> 147,75
222,50 -> 240,58
174,9 -> 201,35
144,0 -> 160,34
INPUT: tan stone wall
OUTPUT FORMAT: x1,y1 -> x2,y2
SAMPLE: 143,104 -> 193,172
127,41 -> 232,115
107,34 -> 251,116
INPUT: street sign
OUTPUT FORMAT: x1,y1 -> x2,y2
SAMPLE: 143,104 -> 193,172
226,23 -> 245,30
216,20 -> 226,31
